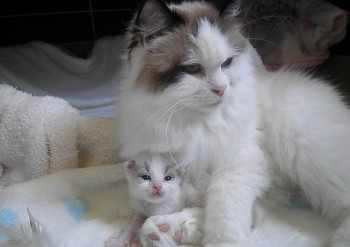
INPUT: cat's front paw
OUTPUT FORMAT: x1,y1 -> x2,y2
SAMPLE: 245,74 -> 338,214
140,216 -> 181,247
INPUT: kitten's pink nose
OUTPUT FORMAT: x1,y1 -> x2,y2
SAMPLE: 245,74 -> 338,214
153,183 -> 162,193
211,85 -> 227,97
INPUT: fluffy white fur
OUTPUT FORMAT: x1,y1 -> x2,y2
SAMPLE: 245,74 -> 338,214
116,1 -> 350,246
0,209 -> 55,247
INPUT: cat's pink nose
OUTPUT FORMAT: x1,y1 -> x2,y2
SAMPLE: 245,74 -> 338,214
211,85 -> 227,97
153,183 -> 162,192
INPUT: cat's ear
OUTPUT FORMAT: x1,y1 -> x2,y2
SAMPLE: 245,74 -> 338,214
136,0 -> 184,43
217,0 -> 242,19
125,160 -> 138,179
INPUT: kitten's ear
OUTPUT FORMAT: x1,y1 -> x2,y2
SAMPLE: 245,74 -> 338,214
136,0 -> 184,43
125,160 -> 138,179
176,165 -> 187,177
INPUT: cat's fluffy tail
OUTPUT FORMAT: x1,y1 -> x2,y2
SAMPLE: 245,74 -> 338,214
0,209 -> 56,247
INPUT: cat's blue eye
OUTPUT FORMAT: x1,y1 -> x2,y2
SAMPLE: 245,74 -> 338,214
182,64 -> 202,74
141,175 -> 151,180
221,57 -> 233,68
164,176 -> 172,181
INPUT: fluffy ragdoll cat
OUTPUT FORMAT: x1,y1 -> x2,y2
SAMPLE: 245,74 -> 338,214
116,0 -> 350,246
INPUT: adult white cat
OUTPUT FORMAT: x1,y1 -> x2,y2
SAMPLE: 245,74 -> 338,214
116,0 -> 350,246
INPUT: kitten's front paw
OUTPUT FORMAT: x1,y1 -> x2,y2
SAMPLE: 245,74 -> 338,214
140,216 -> 181,247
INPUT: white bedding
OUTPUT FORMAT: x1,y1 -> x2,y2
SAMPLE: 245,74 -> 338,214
0,164 -> 333,247
0,36 -> 125,117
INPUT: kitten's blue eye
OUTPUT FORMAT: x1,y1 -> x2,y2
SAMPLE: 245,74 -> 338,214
164,176 -> 172,181
221,57 -> 233,68
182,64 -> 202,74
141,175 -> 151,180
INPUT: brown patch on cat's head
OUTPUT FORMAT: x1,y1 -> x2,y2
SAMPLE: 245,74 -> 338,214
129,0 -> 246,93
134,26 -> 193,92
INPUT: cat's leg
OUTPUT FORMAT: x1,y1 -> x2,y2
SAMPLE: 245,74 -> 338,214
202,146 -> 269,247
331,215 -> 350,247
140,207 -> 204,246
297,168 -> 350,247
283,133 -> 350,246
266,71 -> 350,246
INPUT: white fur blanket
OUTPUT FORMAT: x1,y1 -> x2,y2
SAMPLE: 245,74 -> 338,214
0,164 -> 333,247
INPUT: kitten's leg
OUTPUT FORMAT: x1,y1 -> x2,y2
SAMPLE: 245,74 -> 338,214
105,214 -> 146,247
124,214 -> 147,246
202,146 -> 269,247
140,207 -> 204,246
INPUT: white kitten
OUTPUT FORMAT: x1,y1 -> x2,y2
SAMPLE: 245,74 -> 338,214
116,0 -> 350,246
116,153 -> 204,247
125,153 -> 185,217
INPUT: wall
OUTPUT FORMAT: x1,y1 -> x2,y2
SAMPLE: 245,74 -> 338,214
0,0 -> 139,56
0,0 -> 349,57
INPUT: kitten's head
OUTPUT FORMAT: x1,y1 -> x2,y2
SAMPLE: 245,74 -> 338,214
125,153 -> 183,203
121,0 -> 257,117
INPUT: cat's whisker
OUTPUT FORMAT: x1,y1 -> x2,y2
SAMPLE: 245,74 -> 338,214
241,15 -> 287,29
165,105 -> 180,166
134,98 -> 189,142
246,37 -> 279,48
241,0 -> 254,22
157,98 -> 189,120
164,100 -> 194,166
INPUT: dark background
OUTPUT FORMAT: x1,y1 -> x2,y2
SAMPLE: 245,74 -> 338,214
0,0 -> 349,57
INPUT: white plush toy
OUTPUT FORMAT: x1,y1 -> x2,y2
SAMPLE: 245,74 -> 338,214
0,84 -> 121,188
0,84 -> 81,187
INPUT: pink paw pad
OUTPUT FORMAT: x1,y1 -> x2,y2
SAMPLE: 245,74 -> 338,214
159,224 -> 170,232
173,230 -> 182,244
149,233 -> 160,241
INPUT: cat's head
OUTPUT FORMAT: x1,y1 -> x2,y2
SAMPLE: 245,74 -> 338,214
125,153 -> 183,203
121,0 -> 258,118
